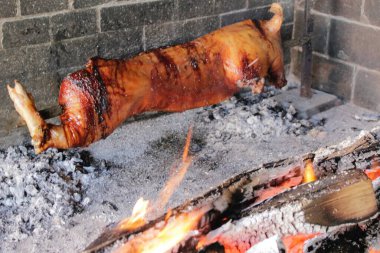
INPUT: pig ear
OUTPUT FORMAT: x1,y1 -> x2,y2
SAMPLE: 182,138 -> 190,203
263,3 -> 283,34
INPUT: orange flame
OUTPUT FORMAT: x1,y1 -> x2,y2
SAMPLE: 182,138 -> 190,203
302,159 -> 317,183
365,157 -> 380,181
282,233 -> 320,253
117,197 -> 149,231
369,248 -> 380,253
150,126 -> 193,214
114,208 -> 206,253
182,126 -> 193,162
113,126 -> 195,251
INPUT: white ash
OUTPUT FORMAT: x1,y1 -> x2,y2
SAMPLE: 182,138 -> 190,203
201,203 -> 334,252
0,146 -> 106,242
196,90 -> 323,159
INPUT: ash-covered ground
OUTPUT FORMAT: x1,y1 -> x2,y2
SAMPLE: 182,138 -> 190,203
0,147 -> 107,246
0,88 -> 379,253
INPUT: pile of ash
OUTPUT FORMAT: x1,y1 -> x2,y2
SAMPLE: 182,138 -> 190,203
0,146 -> 106,242
198,90 -> 325,142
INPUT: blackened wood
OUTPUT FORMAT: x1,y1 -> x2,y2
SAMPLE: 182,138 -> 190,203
83,159 -> 303,253
197,170 -> 377,253
84,133 -> 380,253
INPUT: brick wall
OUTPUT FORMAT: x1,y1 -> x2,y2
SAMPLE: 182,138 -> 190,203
0,0 -> 294,134
292,0 -> 380,111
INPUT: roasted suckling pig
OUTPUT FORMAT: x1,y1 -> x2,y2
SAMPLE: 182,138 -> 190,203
8,3 -> 286,154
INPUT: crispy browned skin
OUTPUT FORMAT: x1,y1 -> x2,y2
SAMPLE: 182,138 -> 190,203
8,3 -> 286,153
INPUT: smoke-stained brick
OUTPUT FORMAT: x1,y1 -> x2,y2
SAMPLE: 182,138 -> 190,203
51,10 -> 97,41
0,72 -> 61,131
177,0 -> 214,20
2,18 -> 50,48
101,0 -> 174,31
281,23 -> 293,65
294,10 -> 329,54
98,27 -> 143,59
145,16 -> 219,50
363,0 -> 380,27
329,19 -> 380,71
292,50 -> 353,100
25,45 -> 58,72
353,69 -> 380,111
0,48 -> 28,77
214,0 -> 246,14
73,0 -> 112,9
53,36 -> 98,68
20,0 -> 68,15
281,23 -> 293,42
221,7 -> 269,27
313,0 -> 362,21
0,0 -> 17,18
281,0 -> 294,23
248,0 -> 273,8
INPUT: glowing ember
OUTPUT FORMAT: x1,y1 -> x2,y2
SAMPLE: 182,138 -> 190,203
366,169 -> 380,181
113,208 -> 206,253
369,247 -> 380,253
117,197 -> 149,231
302,159 -> 317,183
254,175 -> 302,204
282,233 -> 320,253
365,158 -> 380,181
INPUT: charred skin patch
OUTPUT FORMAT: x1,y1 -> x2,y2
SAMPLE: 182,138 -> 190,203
182,43 -> 202,80
152,50 -> 180,79
62,69 -> 111,144
252,19 -> 266,39
38,125 -> 52,150
66,70 -> 109,124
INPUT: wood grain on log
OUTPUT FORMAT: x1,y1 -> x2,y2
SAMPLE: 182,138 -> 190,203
84,133 -> 380,253
198,170 -> 377,253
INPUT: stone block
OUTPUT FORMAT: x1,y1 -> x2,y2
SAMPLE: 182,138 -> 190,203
101,0 -> 175,31
328,19 -> 380,71
53,36 -> 98,68
3,18 -> 50,48
292,50 -> 354,100
20,0 -> 68,15
73,0 -> 112,9
98,27 -> 143,59
177,0 -> 214,20
214,0 -> 246,14
294,10 -> 329,54
0,0 -> 17,18
145,16 -> 219,50
353,69 -> 380,111
51,9 -> 97,41
363,0 -> 380,27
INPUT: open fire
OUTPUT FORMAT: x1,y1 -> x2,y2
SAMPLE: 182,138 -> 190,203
84,132 -> 380,253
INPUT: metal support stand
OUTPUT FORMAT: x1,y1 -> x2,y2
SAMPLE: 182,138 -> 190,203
300,0 -> 314,98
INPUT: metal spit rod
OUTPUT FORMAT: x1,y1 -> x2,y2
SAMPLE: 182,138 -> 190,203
300,0 -> 314,98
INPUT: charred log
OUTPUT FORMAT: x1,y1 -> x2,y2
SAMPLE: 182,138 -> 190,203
84,132 -> 380,253
196,170 -> 377,253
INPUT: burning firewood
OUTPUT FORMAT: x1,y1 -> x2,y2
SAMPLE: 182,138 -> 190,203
84,133 -> 380,253
7,3 -> 286,154
197,169 -> 377,253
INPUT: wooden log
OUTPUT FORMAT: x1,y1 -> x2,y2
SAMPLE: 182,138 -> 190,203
83,133 -> 380,253
197,170 -> 377,253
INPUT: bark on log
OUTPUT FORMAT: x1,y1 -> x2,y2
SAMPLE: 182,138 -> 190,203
197,170 -> 377,253
84,133 -> 380,253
